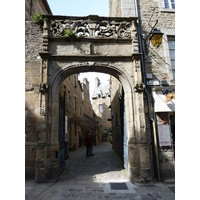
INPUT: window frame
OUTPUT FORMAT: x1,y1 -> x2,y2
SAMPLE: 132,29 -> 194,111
159,0 -> 175,12
99,104 -> 103,114
164,0 -> 175,9
167,37 -> 175,81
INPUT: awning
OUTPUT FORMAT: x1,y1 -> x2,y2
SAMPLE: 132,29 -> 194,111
152,91 -> 175,112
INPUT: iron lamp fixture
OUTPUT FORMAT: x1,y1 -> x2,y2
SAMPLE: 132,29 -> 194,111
149,28 -> 163,47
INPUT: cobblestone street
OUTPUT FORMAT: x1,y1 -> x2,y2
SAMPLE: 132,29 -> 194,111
25,142 -> 175,200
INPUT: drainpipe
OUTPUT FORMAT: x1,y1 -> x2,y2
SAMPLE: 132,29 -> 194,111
30,0 -> 33,18
137,18 -> 161,181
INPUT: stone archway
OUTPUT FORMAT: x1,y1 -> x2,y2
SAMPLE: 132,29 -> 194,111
49,62 -> 135,144
32,15 -> 152,183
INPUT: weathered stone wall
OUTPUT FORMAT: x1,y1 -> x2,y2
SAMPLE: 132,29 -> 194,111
82,78 -> 93,120
26,13 -> 151,182
109,0 -> 175,85
137,0 -> 175,85
109,0 -> 175,181
110,0 -> 138,17
25,21 -> 44,179
137,0 -> 175,180
110,76 -> 124,161
92,95 -> 111,132
109,0 -> 122,17
59,75 -> 83,149
25,0 -> 52,20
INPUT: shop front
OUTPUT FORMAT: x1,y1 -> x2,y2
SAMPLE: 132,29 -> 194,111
152,90 -> 175,180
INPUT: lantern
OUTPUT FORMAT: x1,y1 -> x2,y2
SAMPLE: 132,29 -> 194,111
149,28 -> 163,47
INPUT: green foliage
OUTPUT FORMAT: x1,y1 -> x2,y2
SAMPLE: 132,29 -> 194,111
64,29 -> 75,38
33,12 -> 43,24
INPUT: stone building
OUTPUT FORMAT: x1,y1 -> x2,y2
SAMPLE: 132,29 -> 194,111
58,75 -> 102,155
92,77 -> 111,141
109,0 -> 175,181
25,0 -> 101,180
81,78 -> 102,144
59,74 -> 83,154
110,76 -> 124,162
25,0 -> 52,20
25,0 -> 175,183
25,0 -> 53,179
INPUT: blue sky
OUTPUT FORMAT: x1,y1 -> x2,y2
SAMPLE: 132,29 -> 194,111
47,0 -> 109,16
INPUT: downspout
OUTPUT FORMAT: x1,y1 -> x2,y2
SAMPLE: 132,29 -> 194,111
30,0 -> 33,18
137,17 -> 161,181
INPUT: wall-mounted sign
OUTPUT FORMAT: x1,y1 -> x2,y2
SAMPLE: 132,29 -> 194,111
147,80 -> 160,86
157,124 -> 172,146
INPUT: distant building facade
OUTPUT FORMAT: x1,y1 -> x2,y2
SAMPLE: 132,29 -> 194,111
92,77 -> 112,141
81,78 -> 102,144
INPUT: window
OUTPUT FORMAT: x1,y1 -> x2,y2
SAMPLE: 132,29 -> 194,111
67,90 -> 71,106
168,37 -> 175,81
74,97 -> 77,111
164,0 -> 175,9
99,104 -> 103,113
74,75 -> 77,88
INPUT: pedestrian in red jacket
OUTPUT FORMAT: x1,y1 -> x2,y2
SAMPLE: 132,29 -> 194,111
85,130 -> 94,157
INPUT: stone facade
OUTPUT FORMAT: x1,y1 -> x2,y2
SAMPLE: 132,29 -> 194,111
138,0 -> 175,181
25,0 -> 175,183
25,0 -> 52,20
109,0 -> 175,181
58,75 -> 102,153
36,14 -> 148,183
82,78 -> 102,144
59,75 -> 82,151
92,77 -> 111,138
110,76 -> 124,161
25,19 -> 44,179
25,1 -> 101,180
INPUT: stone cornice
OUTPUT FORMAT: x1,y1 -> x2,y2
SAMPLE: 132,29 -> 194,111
42,14 -> 138,22
49,37 -> 132,44
47,54 -> 141,62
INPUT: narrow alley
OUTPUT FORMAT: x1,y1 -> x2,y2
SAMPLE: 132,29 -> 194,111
25,142 -> 175,200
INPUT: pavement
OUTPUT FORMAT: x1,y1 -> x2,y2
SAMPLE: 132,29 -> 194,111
25,142 -> 175,200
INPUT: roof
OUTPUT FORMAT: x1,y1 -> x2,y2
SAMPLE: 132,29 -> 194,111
92,79 -> 110,99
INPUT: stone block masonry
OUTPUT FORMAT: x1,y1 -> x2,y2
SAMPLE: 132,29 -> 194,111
25,20 -> 45,179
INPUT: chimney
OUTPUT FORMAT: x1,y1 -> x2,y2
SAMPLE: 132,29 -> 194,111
83,78 -> 89,90
95,77 -> 100,88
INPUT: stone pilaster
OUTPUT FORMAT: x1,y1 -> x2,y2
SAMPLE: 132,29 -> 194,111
128,57 -> 151,182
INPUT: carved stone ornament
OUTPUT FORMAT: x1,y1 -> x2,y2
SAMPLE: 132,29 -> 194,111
40,107 -> 45,116
42,60 -> 47,69
40,83 -> 49,93
135,60 -> 140,72
134,82 -> 145,92
50,19 -> 132,39
74,62 -> 109,67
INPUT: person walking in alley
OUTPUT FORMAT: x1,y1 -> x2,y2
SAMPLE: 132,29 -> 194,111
84,130 -> 94,157
79,132 -> 84,147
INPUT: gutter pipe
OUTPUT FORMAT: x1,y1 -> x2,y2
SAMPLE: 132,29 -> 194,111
136,17 -> 161,181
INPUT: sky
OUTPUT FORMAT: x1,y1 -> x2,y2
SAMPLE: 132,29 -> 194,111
47,0 -> 110,101
47,0 -> 109,16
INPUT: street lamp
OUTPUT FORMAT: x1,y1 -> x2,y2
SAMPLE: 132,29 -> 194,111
149,28 -> 163,47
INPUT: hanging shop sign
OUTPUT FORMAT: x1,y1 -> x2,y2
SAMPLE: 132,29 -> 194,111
157,124 -> 172,146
